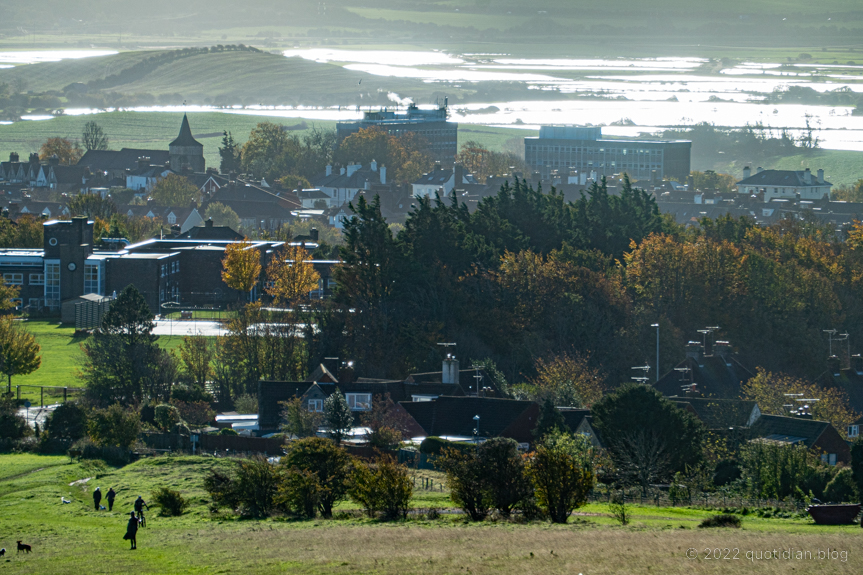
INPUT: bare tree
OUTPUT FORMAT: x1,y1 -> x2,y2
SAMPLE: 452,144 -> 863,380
612,429 -> 671,496
82,121 -> 109,151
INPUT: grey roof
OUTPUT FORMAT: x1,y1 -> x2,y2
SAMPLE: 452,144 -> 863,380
668,397 -> 759,429
749,414 -> 831,448
399,395 -> 535,438
736,169 -> 832,187
78,149 -> 170,172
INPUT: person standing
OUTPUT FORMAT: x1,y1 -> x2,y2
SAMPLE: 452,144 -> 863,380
123,512 -> 138,550
106,488 -> 116,511
93,487 -> 102,511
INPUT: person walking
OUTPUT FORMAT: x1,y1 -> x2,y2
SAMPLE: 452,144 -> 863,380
93,487 -> 102,511
123,512 -> 138,550
107,488 -> 116,511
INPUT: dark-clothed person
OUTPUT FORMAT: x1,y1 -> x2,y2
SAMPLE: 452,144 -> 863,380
93,487 -> 102,511
123,512 -> 138,550
107,488 -> 116,511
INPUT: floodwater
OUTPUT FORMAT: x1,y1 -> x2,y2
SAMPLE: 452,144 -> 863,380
0,50 -> 118,64
7,48 -> 863,151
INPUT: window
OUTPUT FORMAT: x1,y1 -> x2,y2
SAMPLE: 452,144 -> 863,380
850,425 -> 860,438
28,298 -> 42,310
308,399 -> 323,412
29,273 -> 44,285
84,264 -> 102,295
44,262 -> 60,310
9,298 -> 21,310
411,395 -> 436,402
3,273 -> 22,285
346,393 -> 372,411
167,213 -> 177,224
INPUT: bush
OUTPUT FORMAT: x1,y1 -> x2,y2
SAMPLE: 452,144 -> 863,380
526,431 -> 595,524
278,469 -> 321,518
477,438 -> 532,516
348,456 -> 413,520
170,399 -> 215,427
71,438 -> 131,466
152,486 -> 188,516
87,404 -> 141,449
609,491 -> 629,525
218,428 -> 239,436
154,404 -> 181,431
234,394 -> 258,414
44,402 -> 88,440
699,514 -> 742,528
170,384 -> 213,404
203,456 -> 280,517
823,468 -> 860,503
436,448 -> 491,521
420,436 -> 471,457
279,437 -> 352,518
0,396 -> 31,439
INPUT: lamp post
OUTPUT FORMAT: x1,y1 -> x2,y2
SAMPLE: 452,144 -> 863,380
651,323 -> 659,382
473,415 -> 480,445
823,329 -> 837,357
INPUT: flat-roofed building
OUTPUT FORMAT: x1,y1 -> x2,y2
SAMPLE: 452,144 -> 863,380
525,126 -> 691,182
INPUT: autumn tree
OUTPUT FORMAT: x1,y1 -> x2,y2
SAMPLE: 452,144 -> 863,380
741,367 -> 858,437
456,140 -> 526,183
178,334 -> 213,390
240,122 -> 302,182
0,316 -> 41,392
335,127 -> 432,184
221,240 -> 262,301
690,170 -> 736,193
150,173 -> 199,207
82,121 -> 109,151
39,137 -> 82,165
526,431 -> 595,523
280,397 -> 322,438
68,194 -> 117,220
266,244 -> 320,306
520,352 -> 604,408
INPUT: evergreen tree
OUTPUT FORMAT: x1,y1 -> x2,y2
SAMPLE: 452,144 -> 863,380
533,397 -> 569,440
219,130 -> 240,174
323,389 -> 353,445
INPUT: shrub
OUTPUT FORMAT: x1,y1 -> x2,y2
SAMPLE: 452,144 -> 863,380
278,469 -> 321,518
71,438 -> 131,466
699,514 -> 742,528
420,436 -> 471,457
823,468 -> 859,503
152,486 -> 188,516
154,404 -> 181,431
234,393 -> 258,414
87,404 -> 141,449
477,438 -> 532,516
609,491 -> 629,525
203,468 -> 239,511
204,456 -> 281,517
44,402 -> 88,440
279,437 -> 352,518
218,428 -> 239,436
0,396 -> 31,439
348,456 -> 413,520
851,438 -> 863,512
171,384 -> 213,404
170,399 -> 215,427
436,448 -> 491,521
526,431 -> 595,524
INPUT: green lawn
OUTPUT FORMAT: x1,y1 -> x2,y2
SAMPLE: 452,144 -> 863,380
0,453 -> 861,575
12,320 -> 188,404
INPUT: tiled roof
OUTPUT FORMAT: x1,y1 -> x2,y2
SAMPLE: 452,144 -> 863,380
78,149 -> 170,172
668,397 -> 759,429
399,395 -> 535,437
749,414 -> 830,447
655,355 -> 753,399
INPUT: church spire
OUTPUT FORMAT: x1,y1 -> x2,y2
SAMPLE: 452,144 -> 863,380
169,114 -> 202,148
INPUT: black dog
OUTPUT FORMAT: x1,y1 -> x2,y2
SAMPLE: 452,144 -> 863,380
16,541 -> 31,554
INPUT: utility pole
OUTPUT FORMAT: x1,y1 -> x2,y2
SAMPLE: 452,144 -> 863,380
651,323 -> 659,382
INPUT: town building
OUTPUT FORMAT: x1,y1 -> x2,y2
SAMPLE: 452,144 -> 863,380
524,126 -> 691,182
337,103 -> 458,166
735,166 -> 832,202
410,163 -> 477,198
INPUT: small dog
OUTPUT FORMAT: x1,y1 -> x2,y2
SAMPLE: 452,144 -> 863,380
0,548 -> 5,557
16,541 -> 31,554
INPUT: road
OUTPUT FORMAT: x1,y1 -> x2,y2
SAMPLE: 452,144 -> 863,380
152,320 -> 229,337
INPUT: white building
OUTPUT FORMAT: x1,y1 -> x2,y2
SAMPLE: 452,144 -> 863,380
736,167 -> 832,202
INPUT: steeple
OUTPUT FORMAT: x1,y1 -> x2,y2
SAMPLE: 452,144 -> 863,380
170,114 -> 202,148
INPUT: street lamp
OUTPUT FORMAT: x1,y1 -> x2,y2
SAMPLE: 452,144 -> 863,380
823,329 -> 837,356
473,415 -> 480,445
651,323 -> 659,382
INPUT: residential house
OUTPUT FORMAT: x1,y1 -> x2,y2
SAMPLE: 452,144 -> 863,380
736,166 -> 832,202
668,397 -> 761,431
558,408 -> 604,447
749,414 -> 850,465
655,339 -> 753,399
309,161 -> 388,207
399,396 -> 539,445
411,163 -> 477,199
119,205 -> 203,233
174,218 -> 243,241
125,158 -> 174,193
78,148 -> 171,181
848,415 -> 862,439
0,153 -> 26,184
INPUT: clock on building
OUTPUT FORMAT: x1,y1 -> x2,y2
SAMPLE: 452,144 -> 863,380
67,262 -> 77,271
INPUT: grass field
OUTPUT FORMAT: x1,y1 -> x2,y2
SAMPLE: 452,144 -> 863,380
11,320 -> 187,404
0,453 -> 860,574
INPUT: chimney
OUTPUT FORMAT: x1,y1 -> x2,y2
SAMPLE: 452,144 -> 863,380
804,168 -> 812,185
817,169 -> 824,184
49,154 -> 60,166
434,161 -> 442,172
442,354 -> 460,385
379,165 -> 386,185
370,159 -> 377,172
9,152 -> 19,163
325,164 -> 332,177
205,218 -> 214,228
852,354 -> 863,376
714,341 -> 732,366
137,156 -> 150,170
685,341 -> 704,367
756,166 -> 764,174
454,162 -> 465,185
29,153 -> 39,165
743,166 -> 751,179
310,228 -> 319,242
340,167 -> 346,176
347,163 -> 361,177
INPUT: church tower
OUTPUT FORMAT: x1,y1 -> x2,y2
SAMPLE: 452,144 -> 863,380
169,114 -> 205,172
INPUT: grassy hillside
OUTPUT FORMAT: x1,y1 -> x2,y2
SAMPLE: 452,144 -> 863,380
710,149 -> 863,187
0,453 -> 861,574
0,48 -> 454,107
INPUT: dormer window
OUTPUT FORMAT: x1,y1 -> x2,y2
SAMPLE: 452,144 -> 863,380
167,213 -> 176,224
850,425 -> 860,438
346,393 -> 372,411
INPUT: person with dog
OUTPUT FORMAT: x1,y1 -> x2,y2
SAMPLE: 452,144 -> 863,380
93,487 -> 102,511
107,487 -> 116,511
134,495 -> 149,527
123,512 -> 138,550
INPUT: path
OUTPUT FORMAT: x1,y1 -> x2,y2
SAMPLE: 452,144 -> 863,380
152,320 -> 228,337
18,403 -> 60,429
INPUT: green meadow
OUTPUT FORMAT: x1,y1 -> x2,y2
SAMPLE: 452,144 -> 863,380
0,453 -> 860,575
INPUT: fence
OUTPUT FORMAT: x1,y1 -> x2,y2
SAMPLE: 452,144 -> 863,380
14,385 -> 85,406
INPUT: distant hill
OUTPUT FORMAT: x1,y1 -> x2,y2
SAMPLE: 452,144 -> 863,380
0,47 -> 456,107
